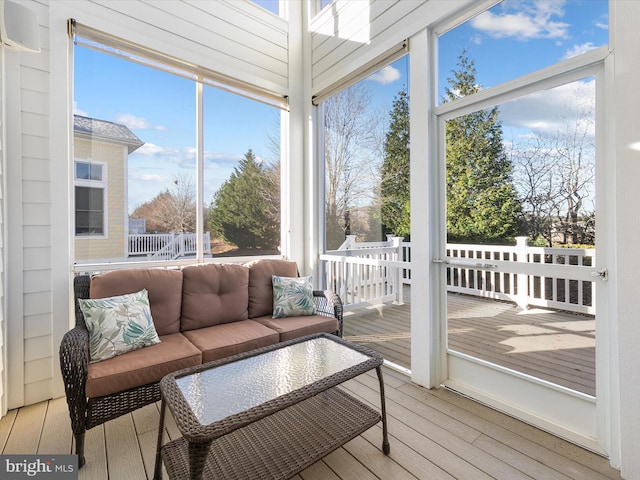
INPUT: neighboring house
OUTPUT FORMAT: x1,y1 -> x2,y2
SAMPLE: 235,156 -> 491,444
73,114 -> 144,262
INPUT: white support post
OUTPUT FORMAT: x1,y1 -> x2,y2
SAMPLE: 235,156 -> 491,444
515,236 -> 529,309
391,236 -> 405,305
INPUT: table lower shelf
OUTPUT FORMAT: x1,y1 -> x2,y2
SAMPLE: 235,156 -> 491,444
161,387 -> 382,480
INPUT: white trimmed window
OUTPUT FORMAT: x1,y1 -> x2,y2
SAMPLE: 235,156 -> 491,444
75,160 -> 107,236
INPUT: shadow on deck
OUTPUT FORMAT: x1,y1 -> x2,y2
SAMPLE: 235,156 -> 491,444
342,286 -> 595,396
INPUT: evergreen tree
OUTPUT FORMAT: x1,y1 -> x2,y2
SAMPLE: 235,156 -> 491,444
208,149 -> 280,249
444,53 -> 521,242
380,89 -> 410,237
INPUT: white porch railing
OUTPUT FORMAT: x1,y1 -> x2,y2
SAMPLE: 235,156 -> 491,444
321,236 -> 595,315
128,232 -> 211,260
320,235 -> 407,312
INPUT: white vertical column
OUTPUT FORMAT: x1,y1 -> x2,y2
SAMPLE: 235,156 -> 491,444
409,28 -> 443,388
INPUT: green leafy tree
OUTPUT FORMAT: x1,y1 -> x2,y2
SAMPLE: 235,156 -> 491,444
444,53 -> 521,242
208,149 -> 280,249
380,89 -> 410,238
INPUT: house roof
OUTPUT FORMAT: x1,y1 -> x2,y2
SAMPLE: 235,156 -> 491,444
73,114 -> 144,154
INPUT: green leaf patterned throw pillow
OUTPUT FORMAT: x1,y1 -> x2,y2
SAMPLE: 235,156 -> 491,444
79,288 -> 161,363
272,275 -> 316,318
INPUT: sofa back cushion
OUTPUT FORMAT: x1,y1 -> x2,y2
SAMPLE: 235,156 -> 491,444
247,259 -> 298,318
89,268 -> 183,336
181,263 -> 249,331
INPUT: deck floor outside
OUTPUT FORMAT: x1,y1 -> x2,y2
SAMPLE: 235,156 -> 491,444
343,288 -> 595,396
0,368 -> 619,480
0,288 -> 607,479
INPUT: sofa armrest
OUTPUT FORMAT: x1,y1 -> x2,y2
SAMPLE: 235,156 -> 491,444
313,290 -> 344,337
59,274 -> 92,434
59,325 -> 89,434
73,275 -> 91,328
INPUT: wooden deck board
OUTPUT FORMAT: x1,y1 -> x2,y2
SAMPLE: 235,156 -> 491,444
0,367 -> 620,480
0,290 -> 611,479
343,290 -> 596,396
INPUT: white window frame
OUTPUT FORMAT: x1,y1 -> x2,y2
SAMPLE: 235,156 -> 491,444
74,159 -> 108,238
70,26 -> 286,271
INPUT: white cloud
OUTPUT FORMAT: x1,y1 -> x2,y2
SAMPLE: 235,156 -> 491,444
114,113 -> 165,131
471,1 -> 569,41
563,42 -> 597,59
73,101 -> 87,117
499,78 -> 595,138
135,143 -> 166,156
126,144 -> 249,210
594,13 -> 608,31
367,66 -> 401,85
130,172 -> 165,183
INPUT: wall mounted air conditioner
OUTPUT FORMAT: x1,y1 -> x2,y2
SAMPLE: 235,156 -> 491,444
0,0 -> 41,53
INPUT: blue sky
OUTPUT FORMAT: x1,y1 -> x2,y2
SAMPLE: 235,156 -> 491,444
73,0 -> 608,214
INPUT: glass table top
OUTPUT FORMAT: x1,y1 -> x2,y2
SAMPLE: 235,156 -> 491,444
174,336 -> 372,425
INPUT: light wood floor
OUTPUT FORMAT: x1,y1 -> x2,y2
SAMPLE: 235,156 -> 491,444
344,290 -> 595,396
0,367 -> 621,480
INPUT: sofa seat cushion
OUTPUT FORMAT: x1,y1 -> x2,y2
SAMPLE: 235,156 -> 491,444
89,268 -> 183,336
86,332 -> 201,399
247,259 -> 298,318
253,314 -> 339,342
182,320 -> 279,363
181,263 -> 249,331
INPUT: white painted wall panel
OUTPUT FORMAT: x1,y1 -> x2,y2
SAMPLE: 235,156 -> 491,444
24,379 -> 51,406
20,135 -> 48,159
21,112 -> 48,137
61,0 -> 289,95
24,357 -> 52,384
22,204 -> 50,226
24,335 -> 52,362
20,90 -> 48,116
154,1 -> 287,62
190,1 -> 287,43
21,158 -> 50,182
22,227 -> 50,248
22,248 -> 52,271
19,65 -> 49,93
312,0 -> 408,63
23,270 -> 51,294
24,314 -> 52,339
614,3 -> 640,477
23,291 -> 51,320
310,0 -> 468,95
22,181 -> 50,204
0,45 -> 5,415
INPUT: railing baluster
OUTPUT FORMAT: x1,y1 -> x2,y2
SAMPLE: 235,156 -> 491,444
320,239 -> 595,315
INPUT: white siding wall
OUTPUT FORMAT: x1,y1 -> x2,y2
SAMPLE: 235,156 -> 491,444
21,0 -> 53,407
309,0 -> 467,96
60,0 -> 289,95
0,46 -> 5,416
3,0 -> 52,408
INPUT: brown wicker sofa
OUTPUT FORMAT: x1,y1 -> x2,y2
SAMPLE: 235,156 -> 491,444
59,259 -> 343,467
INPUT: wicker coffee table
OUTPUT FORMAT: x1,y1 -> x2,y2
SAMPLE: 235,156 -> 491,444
152,333 -> 390,480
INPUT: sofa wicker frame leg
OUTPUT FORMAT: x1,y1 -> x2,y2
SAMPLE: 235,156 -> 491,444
76,432 -> 86,468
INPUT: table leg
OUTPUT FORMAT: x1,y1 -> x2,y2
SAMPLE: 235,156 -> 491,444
153,398 -> 167,480
376,366 -> 391,454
